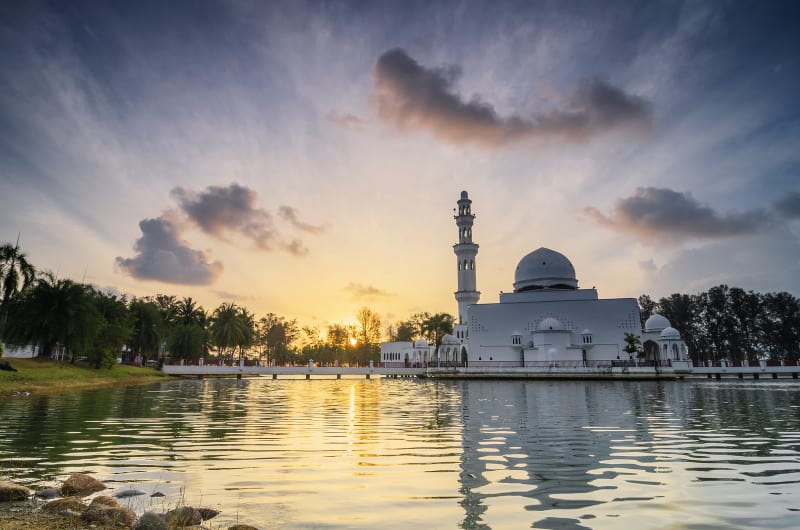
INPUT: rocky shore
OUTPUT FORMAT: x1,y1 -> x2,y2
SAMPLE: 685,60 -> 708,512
0,474 -> 258,530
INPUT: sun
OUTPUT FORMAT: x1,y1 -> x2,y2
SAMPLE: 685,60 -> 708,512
349,337 -> 357,346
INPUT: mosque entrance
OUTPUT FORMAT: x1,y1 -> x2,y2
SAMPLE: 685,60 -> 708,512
461,347 -> 468,367
643,340 -> 659,361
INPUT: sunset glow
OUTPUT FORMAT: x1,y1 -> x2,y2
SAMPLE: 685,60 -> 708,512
1,1 -> 798,329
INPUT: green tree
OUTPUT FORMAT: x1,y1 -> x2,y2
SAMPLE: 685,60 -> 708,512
88,290 -> 133,368
257,313 -> 299,363
210,302 -> 248,360
637,294 -> 657,329
759,292 -> 800,362
128,299 -> 164,360
0,241 -> 36,341
168,323 -> 207,361
6,272 -> 98,361
419,312 -> 455,352
622,332 -> 642,358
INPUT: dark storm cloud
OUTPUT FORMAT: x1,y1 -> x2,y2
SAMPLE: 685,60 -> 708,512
773,190 -> 800,219
171,184 -> 278,250
115,216 -> 223,285
584,187 -> 772,242
278,205 -> 327,234
372,48 -> 652,147
345,282 -> 392,300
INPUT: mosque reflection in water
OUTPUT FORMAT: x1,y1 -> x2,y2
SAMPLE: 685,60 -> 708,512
454,380 -> 684,529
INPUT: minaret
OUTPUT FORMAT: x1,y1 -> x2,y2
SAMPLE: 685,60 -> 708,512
454,191 -> 480,324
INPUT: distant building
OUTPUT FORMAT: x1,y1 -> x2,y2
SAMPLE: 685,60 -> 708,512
381,191 -> 689,368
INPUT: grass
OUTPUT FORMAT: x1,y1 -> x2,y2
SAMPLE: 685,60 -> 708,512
0,358 -> 170,396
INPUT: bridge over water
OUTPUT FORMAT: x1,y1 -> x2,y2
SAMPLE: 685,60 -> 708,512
162,361 -> 800,380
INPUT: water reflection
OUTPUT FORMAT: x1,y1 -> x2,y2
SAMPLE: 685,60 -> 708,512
0,379 -> 799,529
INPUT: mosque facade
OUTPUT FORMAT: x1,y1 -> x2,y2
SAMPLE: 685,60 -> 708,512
381,191 -> 690,371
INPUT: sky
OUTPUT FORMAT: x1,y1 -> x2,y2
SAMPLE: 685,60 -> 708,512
1,0 -> 799,330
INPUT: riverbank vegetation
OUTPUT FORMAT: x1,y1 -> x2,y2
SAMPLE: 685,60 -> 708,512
0,241 -> 455,369
638,287 -> 800,364
0,358 -> 167,396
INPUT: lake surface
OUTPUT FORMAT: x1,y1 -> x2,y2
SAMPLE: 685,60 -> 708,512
1,378 -> 799,529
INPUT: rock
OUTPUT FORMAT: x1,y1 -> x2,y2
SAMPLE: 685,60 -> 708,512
196,507 -> 220,520
62,472 -> 106,496
82,500 -> 136,527
0,360 -> 16,372
166,506 -> 202,527
133,511 -> 168,530
114,488 -> 146,498
90,495 -> 121,508
228,525 -> 259,530
150,491 -> 166,497
44,496 -> 86,512
60,508 -> 83,517
35,487 -> 61,499
0,480 -> 31,501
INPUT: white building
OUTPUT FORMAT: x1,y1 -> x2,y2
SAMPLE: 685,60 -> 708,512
382,191 -> 690,369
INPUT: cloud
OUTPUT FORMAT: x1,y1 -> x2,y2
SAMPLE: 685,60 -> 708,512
327,112 -> 366,129
171,183 -> 277,250
171,184 -> 322,255
115,215 -> 223,285
584,187 -> 772,242
372,48 -> 652,147
345,282 -> 392,300
774,190 -> 800,220
278,205 -> 327,234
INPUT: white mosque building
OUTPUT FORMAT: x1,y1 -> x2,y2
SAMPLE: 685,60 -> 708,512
381,191 -> 690,372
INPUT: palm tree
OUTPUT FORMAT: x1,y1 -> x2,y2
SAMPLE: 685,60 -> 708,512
7,272 -> 98,360
0,241 -> 36,340
210,302 -> 247,360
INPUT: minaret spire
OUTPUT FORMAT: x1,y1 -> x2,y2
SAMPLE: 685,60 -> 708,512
454,191 -> 480,324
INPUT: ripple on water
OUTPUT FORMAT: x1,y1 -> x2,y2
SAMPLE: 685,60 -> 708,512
1,379 -> 800,529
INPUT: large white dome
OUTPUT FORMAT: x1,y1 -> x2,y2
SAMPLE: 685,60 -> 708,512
645,314 -> 671,332
514,248 -> 578,292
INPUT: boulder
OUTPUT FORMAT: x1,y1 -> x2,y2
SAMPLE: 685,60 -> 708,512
44,496 -> 86,512
114,488 -> 147,498
228,525 -> 259,530
82,500 -> 136,527
0,480 -> 31,501
196,507 -> 220,520
150,491 -> 166,497
166,506 -> 202,527
133,511 -> 169,530
34,487 -> 61,499
90,495 -> 121,508
62,473 -> 106,496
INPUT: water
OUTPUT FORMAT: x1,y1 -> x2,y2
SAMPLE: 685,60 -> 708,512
1,378 -> 799,529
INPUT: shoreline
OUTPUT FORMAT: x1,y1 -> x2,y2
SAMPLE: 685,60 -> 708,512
0,358 -> 171,397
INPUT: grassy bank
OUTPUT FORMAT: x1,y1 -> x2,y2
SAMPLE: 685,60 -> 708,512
0,358 -> 170,396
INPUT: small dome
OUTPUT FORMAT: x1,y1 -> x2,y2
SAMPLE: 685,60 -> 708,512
537,317 -> 564,331
511,330 -> 522,336
460,190 -> 469,199
645,314 -> 671,332
660,327 -> 680,340
441,334 -> 458,344
581,329 -> 592,335
514,248 -> 578,292
414,339 -> 428,347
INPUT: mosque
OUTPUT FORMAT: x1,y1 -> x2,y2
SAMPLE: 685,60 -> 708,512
381,191 -> 690,372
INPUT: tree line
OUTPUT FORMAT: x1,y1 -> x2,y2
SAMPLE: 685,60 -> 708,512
0,241 -> 455,368
638,285 -> 800,364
